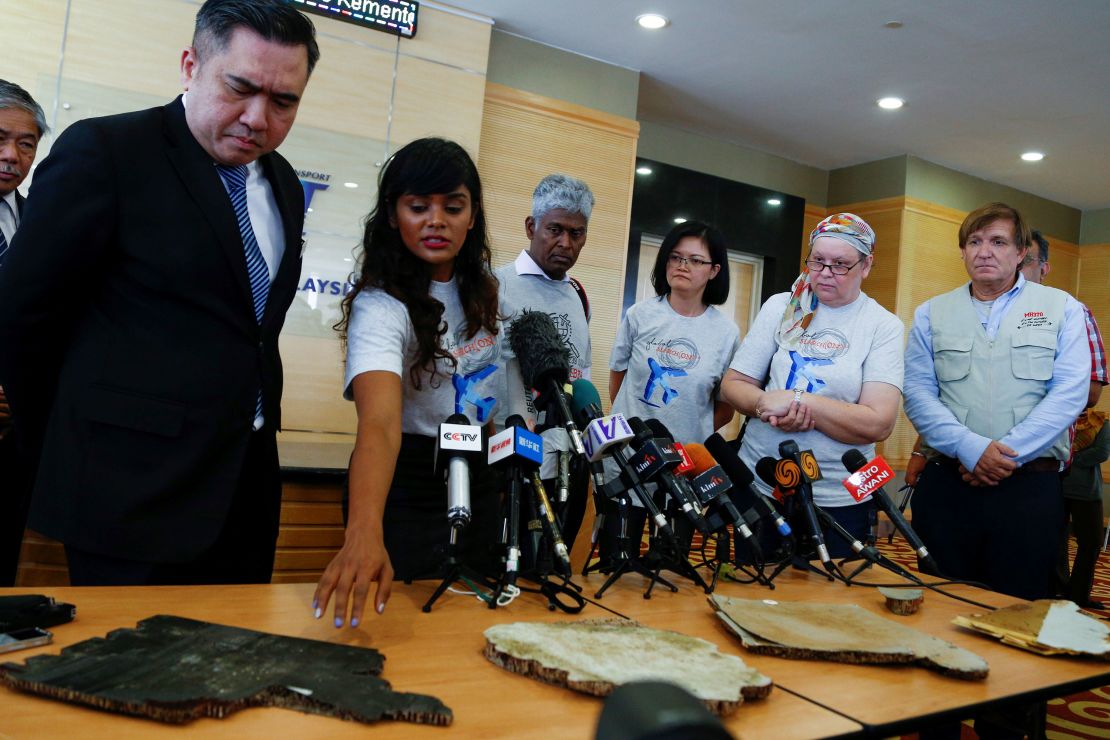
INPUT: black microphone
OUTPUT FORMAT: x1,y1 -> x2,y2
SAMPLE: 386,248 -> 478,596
842,449 -> 941,576
433,412 -> 482,530
776,440 -> 834,572
488,414 -> 543,580
704,433 -> 793,538
680,443 -> 763,562
508,310 -> 586,457
631,418 -> 711,535
556,450 -> 571,505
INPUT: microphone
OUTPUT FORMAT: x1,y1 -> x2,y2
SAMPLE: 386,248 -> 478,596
556,450 -> 571,505
680,443 -> 762,560
568,378 -> 609,496
531,472 -> 571,568
581,412 -> 674,539
434,413 -> 482,530
704,433 -> 793,537
842,449 -> 941,575
629,418 -> 711,535
776,440 -> 834,571
488,414 -> 544,580
508,310 -> 587,457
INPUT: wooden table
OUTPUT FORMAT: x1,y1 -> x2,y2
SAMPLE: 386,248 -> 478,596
589,565 -> 1110,737
3,565 -> 1106,739
0,579 -> 861,739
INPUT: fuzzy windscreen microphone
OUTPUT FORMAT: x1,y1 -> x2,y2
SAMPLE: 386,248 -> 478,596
508,310 -> 571,389
507,310 -> 586,456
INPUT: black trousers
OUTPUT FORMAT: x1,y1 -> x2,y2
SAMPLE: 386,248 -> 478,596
0,430 -> 34,586
346,434 -> 501,583
1057,497 -> 1104,604
65,429 -> 282,586
912,460 -> 1065,600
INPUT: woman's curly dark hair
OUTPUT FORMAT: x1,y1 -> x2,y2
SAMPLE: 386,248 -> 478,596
338,137 -> 500,388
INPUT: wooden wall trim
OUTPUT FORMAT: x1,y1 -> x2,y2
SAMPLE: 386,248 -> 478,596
484,81 -> 640,139
826,196 -> 908,216
1079,243 -> 1110,257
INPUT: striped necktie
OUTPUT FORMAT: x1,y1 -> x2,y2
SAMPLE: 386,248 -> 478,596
215,164 -> 270,423
215,165 -> 270,322
0,199 -> 14,266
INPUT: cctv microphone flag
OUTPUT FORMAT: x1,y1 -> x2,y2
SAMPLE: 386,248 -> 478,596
434,417 -> 483,472
841,454 -> 896,503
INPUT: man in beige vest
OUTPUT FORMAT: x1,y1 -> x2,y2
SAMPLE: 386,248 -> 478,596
903,202 -> 1088,601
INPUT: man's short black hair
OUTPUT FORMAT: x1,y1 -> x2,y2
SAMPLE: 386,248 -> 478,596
1030,229 -> 1049,263
194,0 -> 320,75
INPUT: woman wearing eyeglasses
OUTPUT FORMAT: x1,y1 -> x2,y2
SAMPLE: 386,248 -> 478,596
609,220 -> 739,444
721,213 -> 904,554
596,222 -> 739,563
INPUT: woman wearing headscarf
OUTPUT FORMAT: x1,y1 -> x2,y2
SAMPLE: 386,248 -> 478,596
1060,408 -> 1110,608
720,213 -> 904,553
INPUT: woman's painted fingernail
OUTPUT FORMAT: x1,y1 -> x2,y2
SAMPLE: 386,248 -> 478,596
334,617 -> 343,628
351,617 -> 360,628
314,607 -> 322,619
377,602 -> 385,614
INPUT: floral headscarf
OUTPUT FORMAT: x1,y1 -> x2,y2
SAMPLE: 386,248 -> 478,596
777,212 -> 876,348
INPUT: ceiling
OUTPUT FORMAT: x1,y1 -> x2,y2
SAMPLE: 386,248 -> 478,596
447,0 -> 1110,211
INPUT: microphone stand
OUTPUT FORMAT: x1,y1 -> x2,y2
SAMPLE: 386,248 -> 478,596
592,489 -> 679,600
635,483 -> 712,597
492,458 -> 525,608
422,522 -> 498,613
762,494 -> 836,585
813,505 -> 924,586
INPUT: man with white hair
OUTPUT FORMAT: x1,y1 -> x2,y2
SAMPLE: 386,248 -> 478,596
496,173 -> 596,561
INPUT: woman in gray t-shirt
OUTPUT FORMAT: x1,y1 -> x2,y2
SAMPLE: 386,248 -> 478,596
313,138 -> 513,626
721,213 -> 903,558
601,221 -> 739,559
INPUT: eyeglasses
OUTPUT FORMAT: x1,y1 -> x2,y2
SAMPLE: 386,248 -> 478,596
668,253 -> 714,269
805,257 -> 864,276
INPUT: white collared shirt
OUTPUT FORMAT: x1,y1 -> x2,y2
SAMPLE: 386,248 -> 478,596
182,93 -> 284,279
513,249 -> 570,282
0,190 -> 19,246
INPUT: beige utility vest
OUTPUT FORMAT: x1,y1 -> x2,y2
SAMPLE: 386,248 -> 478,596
924,280 -> 1070,462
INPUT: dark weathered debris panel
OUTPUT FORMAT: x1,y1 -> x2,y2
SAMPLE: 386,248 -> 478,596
0,614 -> 451,726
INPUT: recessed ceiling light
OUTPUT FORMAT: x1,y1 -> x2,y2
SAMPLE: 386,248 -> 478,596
673,217 -> 687,224
306,207 -> 313,213
344,257 -> 353,262
767,198 -> 782,206
883,21 -> 903,29
877,97 -> 904,110
1021,151 -> 1045,162
344,182 -> 359,188
636,166 -> 653,175
636,13 -> 669,29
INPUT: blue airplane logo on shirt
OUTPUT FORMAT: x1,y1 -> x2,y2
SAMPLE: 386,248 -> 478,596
641,357 -> 687,408
785,351 -> 832,393
453,364 -> 498,422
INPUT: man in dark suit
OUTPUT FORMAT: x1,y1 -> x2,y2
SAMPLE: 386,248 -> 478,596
0,0 -> 319,586
0,78 -> 48,586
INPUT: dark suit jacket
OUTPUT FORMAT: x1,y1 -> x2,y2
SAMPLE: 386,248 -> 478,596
0,97 -> 304,562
